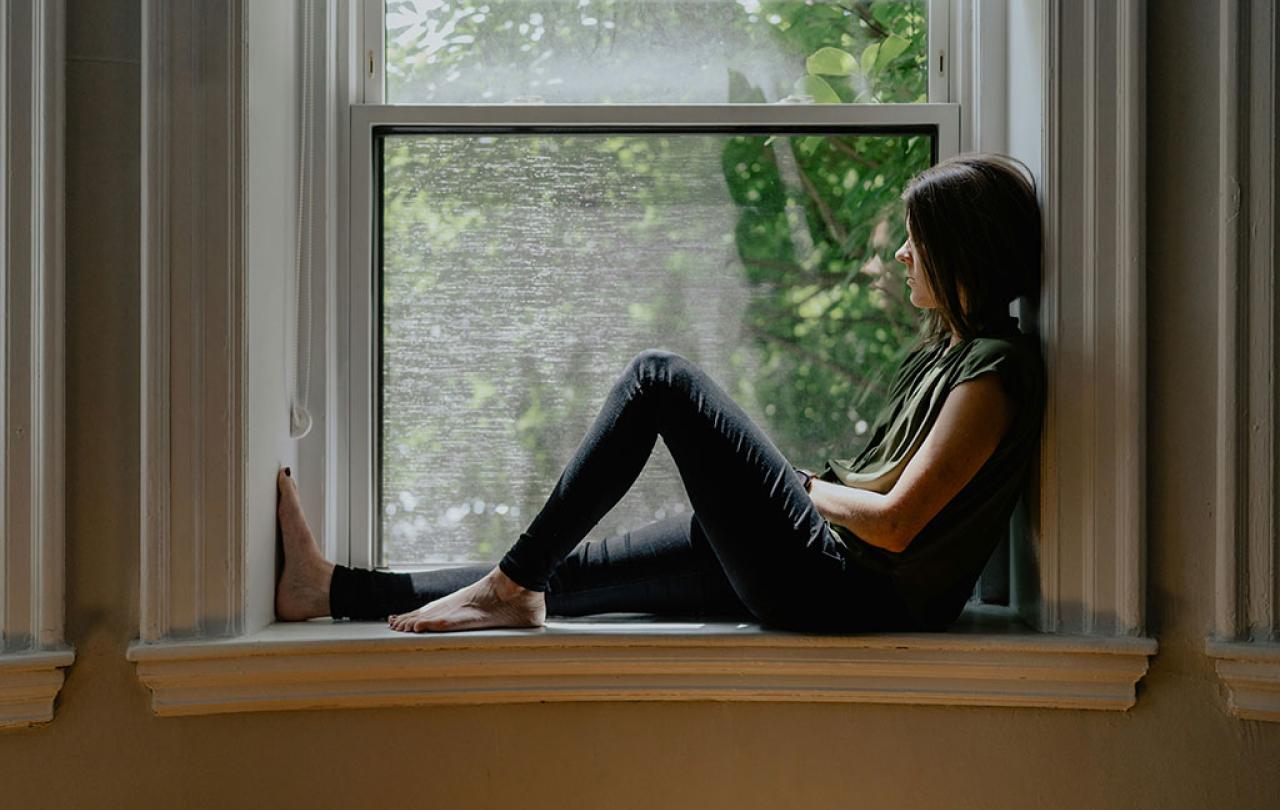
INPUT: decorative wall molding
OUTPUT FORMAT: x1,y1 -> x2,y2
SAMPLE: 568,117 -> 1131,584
140,0 -> 247,641
128,615 -> 1157,717
1205,641 -> 1280,722
0,649 -> 74,730
1208,0 -> 1279,722
1030,0 -> 1147,637
0,0 -> 72,729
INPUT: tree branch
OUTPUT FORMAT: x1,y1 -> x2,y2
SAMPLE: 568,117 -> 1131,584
791,147 -> 851,249
838,1 -> 890,40
827,137 -> 885,171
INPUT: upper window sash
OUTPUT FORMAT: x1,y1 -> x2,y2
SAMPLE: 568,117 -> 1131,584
358,0 -> 951,106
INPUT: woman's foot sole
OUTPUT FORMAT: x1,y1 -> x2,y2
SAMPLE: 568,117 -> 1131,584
276,468 -> 335,621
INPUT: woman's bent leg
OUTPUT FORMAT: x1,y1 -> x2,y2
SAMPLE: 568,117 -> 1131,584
329,513 -> 753,621
499,349 -> 873,630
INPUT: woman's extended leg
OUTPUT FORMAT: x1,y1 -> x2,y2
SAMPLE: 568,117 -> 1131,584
389,348 -> 878,633
328,514 -> 753,621
276,470 -> 751,622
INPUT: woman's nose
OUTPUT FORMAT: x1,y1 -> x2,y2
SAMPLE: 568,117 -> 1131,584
895,243 -> 911,265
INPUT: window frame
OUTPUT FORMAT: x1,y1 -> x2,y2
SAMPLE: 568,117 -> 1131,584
344,103 -> 962,573
131,0 -> 1161,718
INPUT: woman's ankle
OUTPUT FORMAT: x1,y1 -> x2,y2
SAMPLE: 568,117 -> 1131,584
490,565 -> 537,601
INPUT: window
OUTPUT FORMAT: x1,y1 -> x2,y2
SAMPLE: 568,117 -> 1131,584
132,0 -> 1159,718
349,0 -> 961,577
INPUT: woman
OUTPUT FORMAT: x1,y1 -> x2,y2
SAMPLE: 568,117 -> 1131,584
275,152 -> 1046,634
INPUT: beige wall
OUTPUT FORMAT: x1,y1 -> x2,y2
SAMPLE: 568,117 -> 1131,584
1,1 -> 1276,807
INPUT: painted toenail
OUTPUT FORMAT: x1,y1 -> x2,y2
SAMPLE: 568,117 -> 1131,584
285,467 -> 291,477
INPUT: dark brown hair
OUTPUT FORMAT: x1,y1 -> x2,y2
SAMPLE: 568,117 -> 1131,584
901,153 -> 1041,347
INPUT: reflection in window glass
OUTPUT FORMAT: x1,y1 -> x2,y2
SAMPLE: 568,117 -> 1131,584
380,131 -> 931,566
385,0 -> 928,104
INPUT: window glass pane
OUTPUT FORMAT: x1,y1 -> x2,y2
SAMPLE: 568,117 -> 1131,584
380,130 -> 931,566
385,0 -> 928,104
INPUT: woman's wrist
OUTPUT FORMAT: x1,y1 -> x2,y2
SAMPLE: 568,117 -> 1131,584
794,466 -> 816,493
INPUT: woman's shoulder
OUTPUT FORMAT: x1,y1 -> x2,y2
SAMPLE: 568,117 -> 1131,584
948,328 -> 1045,406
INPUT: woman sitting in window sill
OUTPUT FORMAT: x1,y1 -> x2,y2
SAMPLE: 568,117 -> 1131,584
275,153 -> 1046,635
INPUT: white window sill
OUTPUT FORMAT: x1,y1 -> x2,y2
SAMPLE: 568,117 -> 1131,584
1204,640 -> 1280,722
127,605 -> 1157,717
0,649 -> 76,730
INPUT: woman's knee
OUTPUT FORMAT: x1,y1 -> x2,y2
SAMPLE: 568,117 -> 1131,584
628,348 -> 696,388
631,347 -> 682,372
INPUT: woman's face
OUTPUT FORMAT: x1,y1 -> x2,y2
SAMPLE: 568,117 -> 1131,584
895,235 -> 937,309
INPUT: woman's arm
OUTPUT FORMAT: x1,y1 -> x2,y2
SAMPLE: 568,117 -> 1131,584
808,372 -> 1014,553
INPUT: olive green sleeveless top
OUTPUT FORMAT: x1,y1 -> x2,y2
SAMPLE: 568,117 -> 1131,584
818,314 -> 1047,631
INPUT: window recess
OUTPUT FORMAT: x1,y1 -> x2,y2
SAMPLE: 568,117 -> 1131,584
131,0 -> 1159,718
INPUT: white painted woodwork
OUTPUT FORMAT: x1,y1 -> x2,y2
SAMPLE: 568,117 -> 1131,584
1030,0 -> 1147,637
140,0 -> 249,640
0,0 -> 72,730
0,649 -> 74,729
128,610 -> 1157,717
1207,0 -> 1280,722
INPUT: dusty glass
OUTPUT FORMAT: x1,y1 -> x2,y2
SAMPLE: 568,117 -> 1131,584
384,0 -> 929,104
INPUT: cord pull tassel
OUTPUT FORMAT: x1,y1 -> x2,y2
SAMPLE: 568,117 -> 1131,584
290,404 -> 313,440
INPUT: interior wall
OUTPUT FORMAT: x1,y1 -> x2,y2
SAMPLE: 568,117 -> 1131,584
0,1 -> 1276,807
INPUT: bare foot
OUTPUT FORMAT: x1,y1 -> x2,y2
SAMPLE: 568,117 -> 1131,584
276,467 -> 335,621
388,566 -> 546,633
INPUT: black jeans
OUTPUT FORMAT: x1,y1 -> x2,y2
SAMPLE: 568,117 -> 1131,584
330,349 -> 915,632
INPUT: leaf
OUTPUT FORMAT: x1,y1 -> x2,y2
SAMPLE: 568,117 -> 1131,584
793,75 -> 840,104
805,47 -> 858,77
800,136 -> 825,155
860,43 -> 880,76
875,35 -> 910,71
871,1 -> 899,28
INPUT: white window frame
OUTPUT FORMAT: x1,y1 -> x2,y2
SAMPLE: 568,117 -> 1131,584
0,0 -> 73,730
131,0 -> 1160,718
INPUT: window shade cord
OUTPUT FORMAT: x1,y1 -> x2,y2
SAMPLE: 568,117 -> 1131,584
290,0 -> 315,439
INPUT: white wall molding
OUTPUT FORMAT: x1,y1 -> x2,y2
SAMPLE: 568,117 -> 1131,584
128,615 -> 1157,717
0,0 -> 71,729
1208,0 -> 1279,722
1030,0 -> 1147,637
140,0 -> 247,641
1205,641 -> 1280,722
0,649 -> 74,730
